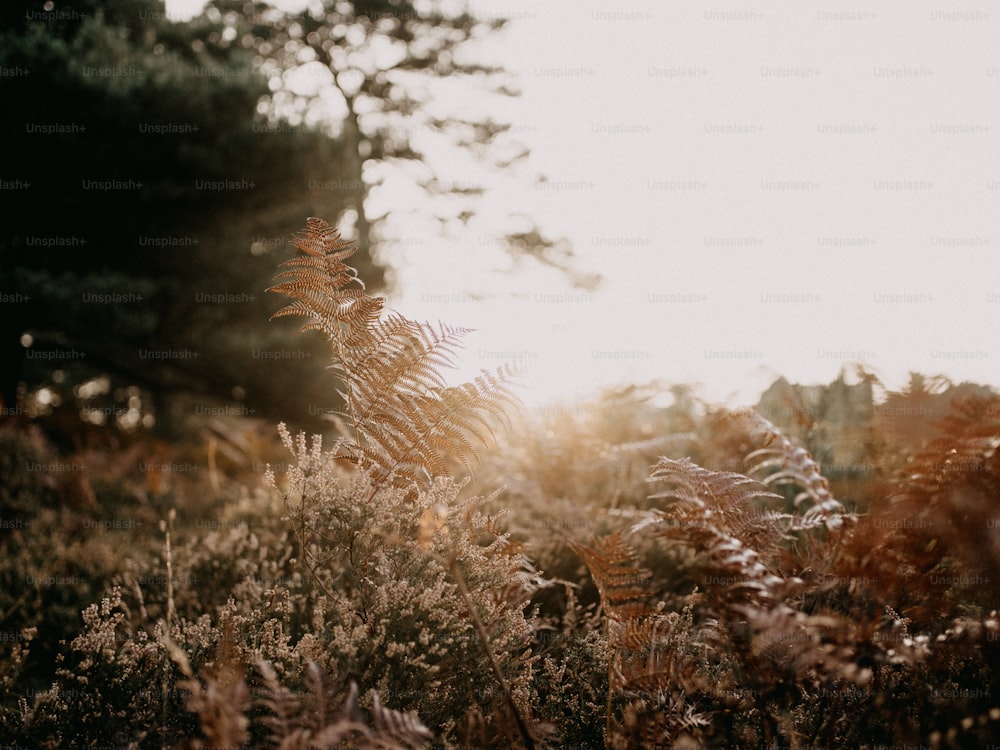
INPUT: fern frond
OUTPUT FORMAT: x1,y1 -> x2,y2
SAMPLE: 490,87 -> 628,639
741,411 -> 851,528
570,532 -> 653,621
648,456 -> 781,510
253,661 -> 432,749
267,218 -> 376,345
255,659 -> 302,745
295,215 -> 359,260
358,363 -> 522,487
179,675 -> 251,749
571,532 -> 712,748
647,456 -> 789,553
369,690 -> 435,748
269,218 -> 521,489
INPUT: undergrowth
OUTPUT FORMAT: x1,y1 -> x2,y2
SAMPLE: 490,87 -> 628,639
1,218 -> 998,748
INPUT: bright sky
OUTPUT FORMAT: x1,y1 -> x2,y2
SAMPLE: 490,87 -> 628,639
167,0 -> 999,409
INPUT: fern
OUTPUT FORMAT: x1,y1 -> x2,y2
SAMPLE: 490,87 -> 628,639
648,456 -> 790,560
574,451 -> 866,747
253,659 -> 432,749
263,231 -> 543,746
570,532 -> 654,623
741,410 -> 851,528
268,217 -> 520,488
176,653 -> 432,750
571,532 -> 711,748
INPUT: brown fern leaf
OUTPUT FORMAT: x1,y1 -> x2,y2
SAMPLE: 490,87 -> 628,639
617,690 -> 710,750
180,676 -> 251,749
349,317 -> 467,395
254,661 -> 432,750
648,456 -> 789,552
176,614 -> 252,749
295,214 -> 359,261
356,362 -> 521,487
255,659 -> 303,745
731,601 -> 873,696
648,456 -> 782,511
369,690 -> 435,748
268,218 -> 380,345
645,458 -> 806,619
741,411 -> 851,528
269,218 -> 521,488
574,533 -> 711,749
304,681 -> 372,749
879,396 -> 1000,599
612,615 -> 705,695
570,532 -> 654,621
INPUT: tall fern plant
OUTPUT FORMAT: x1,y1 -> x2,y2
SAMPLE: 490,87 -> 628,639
571,414 -> 867,748
265,218 -> 542,747
268,217 -> 520,489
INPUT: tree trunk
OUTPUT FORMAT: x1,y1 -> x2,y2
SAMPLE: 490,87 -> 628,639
340,94 -> 369,253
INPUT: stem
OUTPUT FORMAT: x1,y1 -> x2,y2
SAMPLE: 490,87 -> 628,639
448,555 -> 535,750
292,466 -> 338,603
301,547 -> 337,602
164,509 -> 176,631
606,616 -> 614,750
335,333 -> 363,451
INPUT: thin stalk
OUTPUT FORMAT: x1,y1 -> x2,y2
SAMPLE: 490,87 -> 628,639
447,555 -> 535,750
606,614 -> 614,750
290,466 -> 338,603
335,331 -> 363,451
164,508 -> 176,631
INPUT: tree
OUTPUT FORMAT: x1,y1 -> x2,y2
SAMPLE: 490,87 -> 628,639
234,0 -> 591,283
231,0 -> 510,252
0,0 -> 378,435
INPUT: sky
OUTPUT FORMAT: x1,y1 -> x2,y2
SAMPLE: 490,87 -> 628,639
166,0 -> 999,409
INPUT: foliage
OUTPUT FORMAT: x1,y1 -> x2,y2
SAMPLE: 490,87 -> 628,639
268,216 -> 521,487
1,217 -> 998,747
568,396 -> 1000,749
0,0 -> 381,432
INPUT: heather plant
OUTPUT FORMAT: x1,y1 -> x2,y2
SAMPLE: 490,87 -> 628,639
264,427 -> 544,742
2,218 -> 550,748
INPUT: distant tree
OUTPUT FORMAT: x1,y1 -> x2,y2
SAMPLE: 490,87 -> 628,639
230,0 -> 510,251
233,0 -> 592,283
0,0 -> 379,435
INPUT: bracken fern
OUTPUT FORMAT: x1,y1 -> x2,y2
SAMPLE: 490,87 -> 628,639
268,217 -> 520,489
